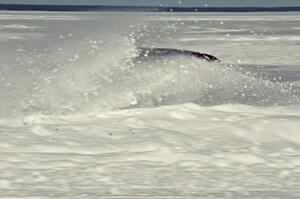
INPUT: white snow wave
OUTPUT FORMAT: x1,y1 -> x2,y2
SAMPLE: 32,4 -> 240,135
0,33 -> 298,117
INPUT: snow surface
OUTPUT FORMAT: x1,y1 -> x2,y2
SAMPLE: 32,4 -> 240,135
0,11 -> 300,198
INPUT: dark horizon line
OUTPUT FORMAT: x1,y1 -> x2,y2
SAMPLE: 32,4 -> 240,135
0,4 -> 300,12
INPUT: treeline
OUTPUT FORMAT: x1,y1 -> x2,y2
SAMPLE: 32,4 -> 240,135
0,4 -> 300,12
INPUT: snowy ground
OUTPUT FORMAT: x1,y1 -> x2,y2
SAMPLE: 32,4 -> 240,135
0,11 -> 300,198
